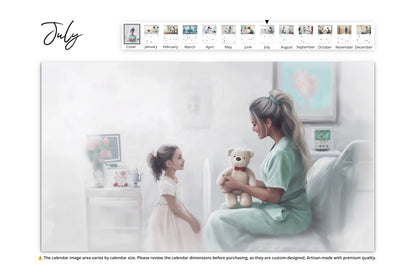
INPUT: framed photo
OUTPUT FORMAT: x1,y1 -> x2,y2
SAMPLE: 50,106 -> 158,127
276,62 -> 337,123
87,134 -> 121,164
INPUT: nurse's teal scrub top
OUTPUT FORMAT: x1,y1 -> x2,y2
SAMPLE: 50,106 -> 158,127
260,136 -> 312,229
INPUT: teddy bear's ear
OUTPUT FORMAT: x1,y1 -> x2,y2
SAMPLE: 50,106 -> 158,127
247,149 -> 254,158
227,148 -> 234,156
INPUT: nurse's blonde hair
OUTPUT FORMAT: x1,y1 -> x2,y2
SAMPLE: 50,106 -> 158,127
249,89 -> 311,176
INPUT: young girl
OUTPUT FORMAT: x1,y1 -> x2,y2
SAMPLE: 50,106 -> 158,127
146,145 -> 201,251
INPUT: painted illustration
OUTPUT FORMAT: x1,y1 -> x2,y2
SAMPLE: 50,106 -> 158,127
41,61 -> 374,252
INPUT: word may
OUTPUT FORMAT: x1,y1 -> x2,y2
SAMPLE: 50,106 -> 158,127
41,20 -> 82,50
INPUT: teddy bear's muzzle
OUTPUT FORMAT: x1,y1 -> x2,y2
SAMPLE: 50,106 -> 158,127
236,157 -> 241,161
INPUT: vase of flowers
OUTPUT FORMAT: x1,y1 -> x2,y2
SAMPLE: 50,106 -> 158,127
86,136 -> 112,187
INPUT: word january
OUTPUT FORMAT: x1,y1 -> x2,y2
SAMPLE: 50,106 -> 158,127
41,20 -> 82,50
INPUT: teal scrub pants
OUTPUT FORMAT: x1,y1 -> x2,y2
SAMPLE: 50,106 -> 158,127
205,201 -> 311,251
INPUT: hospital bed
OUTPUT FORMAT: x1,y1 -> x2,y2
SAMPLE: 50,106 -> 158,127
203,140 -> 374,251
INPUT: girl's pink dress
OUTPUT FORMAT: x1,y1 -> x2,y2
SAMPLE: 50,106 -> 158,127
147,175 -> 200,251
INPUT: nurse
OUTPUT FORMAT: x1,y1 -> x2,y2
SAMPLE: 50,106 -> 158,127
205,89 -> 312,251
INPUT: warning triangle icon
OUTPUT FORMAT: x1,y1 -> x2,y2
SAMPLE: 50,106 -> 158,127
38,256 -> 42,260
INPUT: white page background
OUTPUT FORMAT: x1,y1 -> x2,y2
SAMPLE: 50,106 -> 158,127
0,0 -> 414,276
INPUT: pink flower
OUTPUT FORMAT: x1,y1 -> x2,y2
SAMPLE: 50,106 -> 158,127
103,137 -> 110,147
291,70 -> 318,101
97,149 -> 112,163
87,138 -> 100,151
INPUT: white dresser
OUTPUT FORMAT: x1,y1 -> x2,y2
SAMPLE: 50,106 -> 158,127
85,186 -> 143,251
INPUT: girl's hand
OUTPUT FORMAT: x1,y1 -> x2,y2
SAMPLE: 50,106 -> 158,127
221,175 -> 241,193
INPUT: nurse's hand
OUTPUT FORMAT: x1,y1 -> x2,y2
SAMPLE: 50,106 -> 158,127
221,175 -> 242,193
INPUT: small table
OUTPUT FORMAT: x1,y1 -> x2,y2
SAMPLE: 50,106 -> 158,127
85,186 -> 143,251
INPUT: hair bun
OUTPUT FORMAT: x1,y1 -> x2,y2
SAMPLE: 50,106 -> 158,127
269,89 -> 281,99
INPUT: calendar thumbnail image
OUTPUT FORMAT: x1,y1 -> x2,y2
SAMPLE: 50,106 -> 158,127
144,25 -> 159,34
221,25 -> 236,34
144,25 -> 159,44
183,25 -> 198,34
260,25 -> 275,44
318,25 -> 332,34
241,24 -> 256,44
260,25 -> 275,35
298,25 -> 313,34
124,24 -> 140,44
203,25 -> 217,34
163,25 -> 179,44
317,25 -> 333,44
183,25 -> 198,44
202,25 -> 217,44
164,25 -> 178,34
241,25 -> 255,34
337,25 -> 352,44
279,25 -> 294,35
356,25 -> 372,44
357,25 -> 371,34
298,25 -> 314,44
337,25 -> 352,35
279,25 -> 294,44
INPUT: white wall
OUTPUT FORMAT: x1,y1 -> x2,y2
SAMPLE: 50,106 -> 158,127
41,61 -> 374,251
307,62 -> 374,150
41,62 -> 272,250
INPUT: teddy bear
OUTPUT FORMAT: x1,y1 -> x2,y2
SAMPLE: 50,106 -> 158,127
217,148 -> 256,208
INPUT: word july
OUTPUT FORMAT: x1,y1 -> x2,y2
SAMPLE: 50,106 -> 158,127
41,20 -> 82,50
